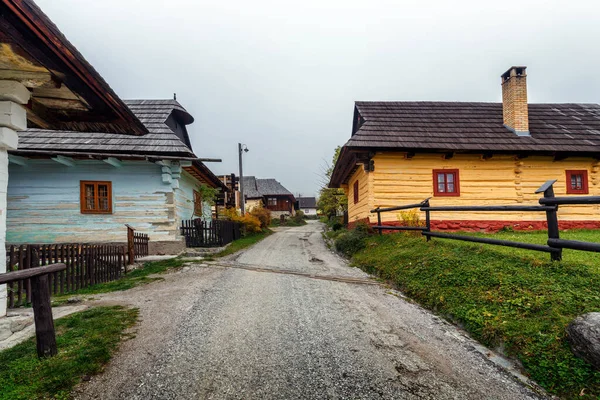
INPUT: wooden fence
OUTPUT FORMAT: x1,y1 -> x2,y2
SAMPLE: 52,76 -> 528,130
133,232 -> 149,258
6,243 -> 126,307
180,219 -> 242,247
126,224 -> 149,263
371,179 -> 600,261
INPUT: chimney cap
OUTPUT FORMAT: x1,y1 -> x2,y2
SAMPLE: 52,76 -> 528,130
501,66 -> 527,81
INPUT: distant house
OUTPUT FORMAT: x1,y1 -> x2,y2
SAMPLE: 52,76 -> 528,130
7,100 -> 227,254
242,176 -> 296,217
297,197 -> 317,216
330,66 -> 600,231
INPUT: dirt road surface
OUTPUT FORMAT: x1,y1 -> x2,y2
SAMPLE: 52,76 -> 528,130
75,221 -> 545,400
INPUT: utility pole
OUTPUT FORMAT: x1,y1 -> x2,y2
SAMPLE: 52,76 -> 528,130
238,143 -> 249,215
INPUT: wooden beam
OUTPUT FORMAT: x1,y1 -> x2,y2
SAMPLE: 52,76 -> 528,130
482,152 -> 493,160
179,160 -> 192,167
405,151 -> 415,159
0,69 -> 54,87
515,153 -> 529,160
51,155 -> 75,167
8,154 -> 28,166
25,107 -> 52,129
102,157 -> 122,168
443,152 -> 454,160
553,153 -> 568,162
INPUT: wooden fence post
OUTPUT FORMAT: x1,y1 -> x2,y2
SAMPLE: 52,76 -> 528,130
126,225 -> 135,265
423,199 -> 431,242
536,180 -> 562,261
29,246 -> 58,358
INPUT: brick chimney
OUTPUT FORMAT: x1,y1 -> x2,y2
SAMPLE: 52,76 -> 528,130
501,66 -> 529,136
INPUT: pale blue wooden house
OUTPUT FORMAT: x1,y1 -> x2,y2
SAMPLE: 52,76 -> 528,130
6,100 -> 226,254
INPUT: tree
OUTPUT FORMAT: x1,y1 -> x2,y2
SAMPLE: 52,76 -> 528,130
317,146 -> 348,218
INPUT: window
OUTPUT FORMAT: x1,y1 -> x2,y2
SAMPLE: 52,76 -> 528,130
433,169 -> 460,196
566,170 -> 589,194
80,181 -> 112,214
193,191 -> 203,216
353,181 -> 359,204
268,198 -> 277,206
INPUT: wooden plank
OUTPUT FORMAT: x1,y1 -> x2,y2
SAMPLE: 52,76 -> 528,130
0,263 -> 66,284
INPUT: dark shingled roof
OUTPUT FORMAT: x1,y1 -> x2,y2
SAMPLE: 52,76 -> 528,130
243,176 -> 295,199
330,101 -> 600,187
298,197 -> 317,208
350,102 -> 600,152
16,100 -> 194,157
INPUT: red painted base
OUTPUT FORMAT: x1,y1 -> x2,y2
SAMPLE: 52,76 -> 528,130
360,219 -> 600,233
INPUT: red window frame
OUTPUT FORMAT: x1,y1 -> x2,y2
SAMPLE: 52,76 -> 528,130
353,180 -> 359,204
433,169 -> 460,197
80,181 -> 113,214
566,170 -> 589,194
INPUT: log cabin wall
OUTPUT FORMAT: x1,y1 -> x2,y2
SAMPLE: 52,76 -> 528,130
174,170 -> 212,222
6,159 -> 193,243
346,165 -> 372,222
349,152 -> 600,228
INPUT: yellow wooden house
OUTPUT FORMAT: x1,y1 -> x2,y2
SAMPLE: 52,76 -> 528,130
329,66 -> 600,231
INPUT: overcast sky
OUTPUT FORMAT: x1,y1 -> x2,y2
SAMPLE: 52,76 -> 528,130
36,0 -> 600,197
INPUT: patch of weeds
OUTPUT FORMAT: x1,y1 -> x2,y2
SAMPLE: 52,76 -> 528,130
0,306 -> 138,400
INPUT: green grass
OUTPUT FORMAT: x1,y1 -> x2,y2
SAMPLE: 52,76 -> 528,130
52,258 -> 187,303
270,218 -> 307,227
349,230 -> 600,398
214,229 -> 273,257
0,306 -> 138,400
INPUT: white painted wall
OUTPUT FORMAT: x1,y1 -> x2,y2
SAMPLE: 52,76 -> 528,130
301,208 -> 318,216
0,81 -> 29,317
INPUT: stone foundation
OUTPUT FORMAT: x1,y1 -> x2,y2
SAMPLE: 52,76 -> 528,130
271,210 -> 293,219
148,239 -> 186,255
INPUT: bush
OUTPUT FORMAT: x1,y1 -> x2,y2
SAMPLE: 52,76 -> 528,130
397,209 -> 425,236
291,210 -> 305,224
223,207 -> 262,234
334,222 -> 371,257
249,204 -> 271,229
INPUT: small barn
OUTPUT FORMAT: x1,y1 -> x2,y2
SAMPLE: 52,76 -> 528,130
243,176 -> 296,217
330,66 -> 600,231
7,100 -> 227,254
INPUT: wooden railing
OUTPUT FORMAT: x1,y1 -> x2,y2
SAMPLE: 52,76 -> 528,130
1,263 -> 66,358
180,219 -> 242,247
6,243 -> 126,307
370,180 -> 600,261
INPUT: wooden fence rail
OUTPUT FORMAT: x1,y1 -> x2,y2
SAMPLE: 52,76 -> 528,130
6,243 -> 125,307
370,179 -> 600,262
0,263 -> 67,358
180,219 -> 242,247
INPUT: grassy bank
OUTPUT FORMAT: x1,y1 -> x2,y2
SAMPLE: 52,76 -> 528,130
52,257 -> 187,303
214,229 -> 272,257
0,306 -> 138,400
348,230 -> 600,398
270,218 -> 307,227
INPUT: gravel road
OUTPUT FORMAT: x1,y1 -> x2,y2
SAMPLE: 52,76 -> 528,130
75,221 -> 545,400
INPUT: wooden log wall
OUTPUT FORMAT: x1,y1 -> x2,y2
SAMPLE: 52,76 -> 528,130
346,152 -> 600,224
